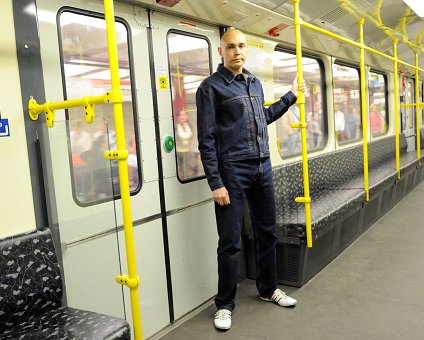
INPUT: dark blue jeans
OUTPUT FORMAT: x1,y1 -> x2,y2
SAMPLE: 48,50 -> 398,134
214,157 -> 278,311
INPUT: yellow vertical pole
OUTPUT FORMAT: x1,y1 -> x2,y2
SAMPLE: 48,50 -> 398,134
393,39 -> 401,180
293,0 -> 312,248
104,0 -> 143,339
415,52 -> 421,162
358,19 -> 369,201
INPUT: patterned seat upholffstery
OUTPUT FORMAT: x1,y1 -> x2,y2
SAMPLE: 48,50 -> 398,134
0,228 -> 130,339
272,134 -> 418,239
1,307 -> 131,339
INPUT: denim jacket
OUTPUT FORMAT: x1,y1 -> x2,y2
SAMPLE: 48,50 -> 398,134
196,63 -> 297,190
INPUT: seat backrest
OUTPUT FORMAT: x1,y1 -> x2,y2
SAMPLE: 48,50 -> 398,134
0,228 -> 63,332
368,134 -> 408,169
273,135 -> 405,206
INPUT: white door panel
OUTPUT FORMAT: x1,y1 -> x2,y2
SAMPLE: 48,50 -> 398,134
36,1 -> 168,335
150,11 -> 221,210
119,221 -> 169,339
149,11 -> 221,318
167,204 -> 218,319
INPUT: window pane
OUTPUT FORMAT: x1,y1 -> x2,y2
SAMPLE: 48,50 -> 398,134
369,72 -> 388,137
332,63 -> 361,143
168,32 -> 210,181
273,50 -> 325,158
60,11 -> 139,204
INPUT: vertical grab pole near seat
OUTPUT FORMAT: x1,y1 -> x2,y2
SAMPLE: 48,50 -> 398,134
293,0 -> 312,248
103,0 -> 143,339
393,39 -> 401,180
358,19 -> 369,201
415,52 -> 421,163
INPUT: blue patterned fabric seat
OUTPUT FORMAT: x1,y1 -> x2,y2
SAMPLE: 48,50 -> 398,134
273,134 -> 419,240
0,228 -> 130,339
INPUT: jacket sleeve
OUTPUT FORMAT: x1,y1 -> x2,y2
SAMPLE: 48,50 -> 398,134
263,89 -> 298,125
196,86 -> 224,191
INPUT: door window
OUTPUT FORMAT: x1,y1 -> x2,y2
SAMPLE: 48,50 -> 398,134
167,31 -> 211,181
59,10 -> 140,204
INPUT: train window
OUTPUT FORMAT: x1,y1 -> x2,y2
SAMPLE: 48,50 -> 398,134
59,11 -> 140,205
272,50 -> 325,158
167,31 -> 210,182
332,63 -> 362,144
369,71 -> 388,137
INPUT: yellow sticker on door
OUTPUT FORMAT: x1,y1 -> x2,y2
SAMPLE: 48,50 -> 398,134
159,76 -> 168,89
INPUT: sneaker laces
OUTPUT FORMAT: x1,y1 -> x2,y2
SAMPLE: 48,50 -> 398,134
215,309 -> 231,320
272,288 -> 287,301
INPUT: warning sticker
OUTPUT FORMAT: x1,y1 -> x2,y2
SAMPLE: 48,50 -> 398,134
159,76 -> 168,89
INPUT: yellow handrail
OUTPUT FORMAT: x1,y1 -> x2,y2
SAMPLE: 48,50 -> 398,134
301,21 -> 424,74
415,52 -> 421,163
358,19 -> 369,201
104,1 -> 142,338
28,92 -> 120,127
27,0 -> 143,338
293,0 -> 312,248
393,39 -> 401,180
401,103 -> 424,108
264,100 -> 279,107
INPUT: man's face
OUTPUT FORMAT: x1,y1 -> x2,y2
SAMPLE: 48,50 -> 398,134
218,30 -> 247,73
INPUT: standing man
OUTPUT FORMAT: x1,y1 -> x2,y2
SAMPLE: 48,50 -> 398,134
196,28 -> 305,330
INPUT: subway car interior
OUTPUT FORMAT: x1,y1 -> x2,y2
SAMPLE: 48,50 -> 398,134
0,0 -> 424,339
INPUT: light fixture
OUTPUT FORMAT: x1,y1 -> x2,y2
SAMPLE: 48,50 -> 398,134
403,0 -> 424,17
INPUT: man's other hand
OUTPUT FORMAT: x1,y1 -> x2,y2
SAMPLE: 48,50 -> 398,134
212,187 -> 231,206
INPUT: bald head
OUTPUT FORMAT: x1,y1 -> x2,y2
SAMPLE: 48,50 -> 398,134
220,29 -> 245,44
218,29 -> 247,74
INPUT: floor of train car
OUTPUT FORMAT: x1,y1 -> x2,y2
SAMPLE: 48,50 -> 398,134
151,182 -> 424,340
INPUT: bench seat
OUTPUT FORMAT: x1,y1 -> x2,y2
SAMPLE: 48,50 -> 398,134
1,307 -> 130,339
243,134 -> 424,287
273,134 -> 418,239
0,228 -> 131,339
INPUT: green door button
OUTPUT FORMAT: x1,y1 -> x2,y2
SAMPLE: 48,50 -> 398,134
164,135 -> 175,152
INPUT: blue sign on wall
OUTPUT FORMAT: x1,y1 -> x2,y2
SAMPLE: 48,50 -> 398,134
0,119 -> 10,137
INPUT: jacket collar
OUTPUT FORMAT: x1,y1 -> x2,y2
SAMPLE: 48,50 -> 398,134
217,63 -> 256,84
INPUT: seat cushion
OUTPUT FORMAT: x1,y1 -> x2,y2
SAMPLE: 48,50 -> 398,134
1,307 -> 130,339
0,229 -> 63,332
276,187 -> 365,239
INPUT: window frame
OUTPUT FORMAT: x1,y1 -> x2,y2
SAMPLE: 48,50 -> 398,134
332,60 -> 363,145
57,7 -> 142,207
368,69 -> 389,137
273,47 -> 328,158
166,29 -> 213,184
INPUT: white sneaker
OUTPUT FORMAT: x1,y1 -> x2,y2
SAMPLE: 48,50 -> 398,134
214,309 -> 232,330
260,288 -> 297,307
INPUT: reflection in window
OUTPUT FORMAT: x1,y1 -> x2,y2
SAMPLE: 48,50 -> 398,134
332,63 -> 361,143
168,32 -> 210,181
59,11 -> 139,204
369,72 -> 388,137
273,50 -> 325,158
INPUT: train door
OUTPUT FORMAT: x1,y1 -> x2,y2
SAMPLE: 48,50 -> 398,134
401,76 -> 415,151
35,1 -> 170,337
148,11 -> 221,320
